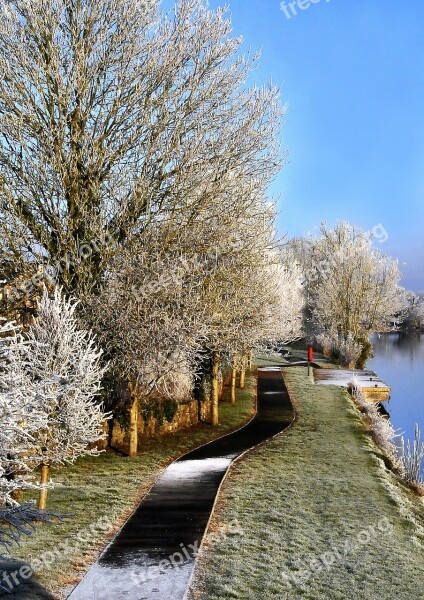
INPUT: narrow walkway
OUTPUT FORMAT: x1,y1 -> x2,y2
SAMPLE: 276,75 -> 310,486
188,367 -> 424,600
68,367 -> 294,600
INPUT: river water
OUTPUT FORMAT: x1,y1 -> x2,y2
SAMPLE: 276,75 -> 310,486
367,332 -> 424,445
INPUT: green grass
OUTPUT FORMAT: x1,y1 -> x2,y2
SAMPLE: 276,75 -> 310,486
254,352 -> 289,367
189,366 -> 424,600
255,348 -> 336,370
6,375 -> 256,599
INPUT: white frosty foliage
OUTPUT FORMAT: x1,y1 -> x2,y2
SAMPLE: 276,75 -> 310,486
350,379 -> 424,492
27,287 -> 110,465
400,425 -> 424,488
349,378 -> 403,471
254,259 -> 305,354
0,285 -> 109,507
294,222 -> 405,341
316,329 -> 362,367
0,320 -> 46,506
89,231 -> 206,399
0,288 -> 109,550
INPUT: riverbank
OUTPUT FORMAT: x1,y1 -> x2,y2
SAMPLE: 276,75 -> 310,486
368,331 -> 424,446
188,365 -> 424,600
4,376 -> 256,599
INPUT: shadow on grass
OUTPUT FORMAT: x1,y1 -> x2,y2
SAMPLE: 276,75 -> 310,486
0,559 -> 54,599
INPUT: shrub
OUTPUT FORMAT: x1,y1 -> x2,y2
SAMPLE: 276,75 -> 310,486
355,336 -> 373,369
140,398 -> 179,427
338,333 -> 363,368
315,330 -> 362,368
349,379 -> 402,469
349,379 -> 424,493
400,425 -> 424,489
163,398 -> 179,423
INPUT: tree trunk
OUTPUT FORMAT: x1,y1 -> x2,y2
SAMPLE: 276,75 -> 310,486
230,366 -> 237,404
128,381 -> 139,458
211,351 -> 220,426
239,356 -> 246,390
38,464 -> 50,510
247,350 -> 253,370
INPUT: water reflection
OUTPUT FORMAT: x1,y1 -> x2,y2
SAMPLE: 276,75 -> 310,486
368,332 -> 424,443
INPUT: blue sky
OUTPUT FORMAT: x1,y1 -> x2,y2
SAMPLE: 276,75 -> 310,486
199,0 -> 424,291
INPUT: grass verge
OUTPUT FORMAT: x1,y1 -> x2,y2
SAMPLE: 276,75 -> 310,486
188,365 -> 424,600
4,374 -> 256,599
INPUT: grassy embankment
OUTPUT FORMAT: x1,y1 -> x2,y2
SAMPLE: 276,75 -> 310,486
6,374 -> 256,599
189,363 -> 424,600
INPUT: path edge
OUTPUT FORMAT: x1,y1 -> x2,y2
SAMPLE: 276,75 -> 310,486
184,365 -> 299,600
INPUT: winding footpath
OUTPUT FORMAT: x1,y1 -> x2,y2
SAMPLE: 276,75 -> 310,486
68,367 -> 294,600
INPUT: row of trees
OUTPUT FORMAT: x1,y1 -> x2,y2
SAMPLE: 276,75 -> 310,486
85,224 -> 305,451
0,0 -> 305,543
0,216 -> 409,546
0,0 -> 303,426
0,0 -> 411,548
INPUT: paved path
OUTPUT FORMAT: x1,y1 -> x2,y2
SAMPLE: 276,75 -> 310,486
68,367 -> 294,600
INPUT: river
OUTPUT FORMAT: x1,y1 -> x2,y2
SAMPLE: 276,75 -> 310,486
367,332 -> 424,446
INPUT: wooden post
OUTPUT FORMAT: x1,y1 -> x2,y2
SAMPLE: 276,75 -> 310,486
308,346 -> 313,377
211,351 -> 220,426
38,464 -> 50,510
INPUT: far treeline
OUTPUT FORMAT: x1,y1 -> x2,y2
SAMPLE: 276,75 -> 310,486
0,0 -> 416,544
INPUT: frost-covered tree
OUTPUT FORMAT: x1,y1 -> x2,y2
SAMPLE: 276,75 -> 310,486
403,291 -> 424,330
195,216 -> 304,423
0,320 -> 49,550
221,257 -> 304,403
293,222 -> 406,367
244,260 -> 303,394
0,322 -> 40,501
257,259 -> 305,350
417,297 -> 424,328
25,287 -> 109,508
86,227 -> 208,455
194,205 -> 277,423
0,0 -> 284,300
200,258 -> 256,422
